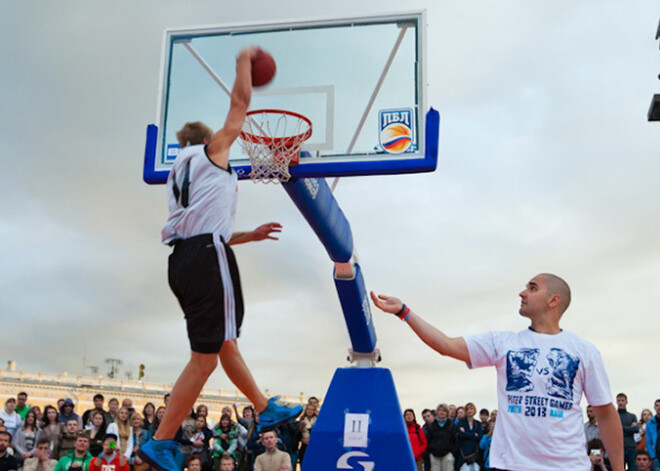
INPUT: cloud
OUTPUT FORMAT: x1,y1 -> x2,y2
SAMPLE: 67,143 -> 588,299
1,0 -> 658,419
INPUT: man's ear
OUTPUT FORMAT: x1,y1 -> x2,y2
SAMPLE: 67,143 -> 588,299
547,294 -> 561,309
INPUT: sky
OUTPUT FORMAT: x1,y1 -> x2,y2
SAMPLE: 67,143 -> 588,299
1,0 -> 659,419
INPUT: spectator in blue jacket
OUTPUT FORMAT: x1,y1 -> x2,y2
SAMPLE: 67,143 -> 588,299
480,416 -> 496,470
646,399 -> 660,471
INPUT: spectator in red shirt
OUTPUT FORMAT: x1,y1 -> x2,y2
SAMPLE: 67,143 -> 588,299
88,434 -> 128,471
404,409 -> 428,470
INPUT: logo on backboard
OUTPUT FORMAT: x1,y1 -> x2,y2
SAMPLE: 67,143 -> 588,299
378,108 -> 413,154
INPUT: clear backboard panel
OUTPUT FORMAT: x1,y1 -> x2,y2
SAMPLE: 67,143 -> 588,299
143,11 -> 439,183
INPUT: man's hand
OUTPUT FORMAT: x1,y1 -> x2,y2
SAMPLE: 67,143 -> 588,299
370,291 -> 404,314
229,222 -> 282,245
251,222 -> 282,242
237,46 -> 260,63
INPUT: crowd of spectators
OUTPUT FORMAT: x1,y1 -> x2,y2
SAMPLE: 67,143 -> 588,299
0,392 -> 321,471
404,394 -> 660,471
1,391 -> 658,471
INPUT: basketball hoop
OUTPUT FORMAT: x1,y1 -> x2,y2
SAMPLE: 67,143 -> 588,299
239,109 -> 312,183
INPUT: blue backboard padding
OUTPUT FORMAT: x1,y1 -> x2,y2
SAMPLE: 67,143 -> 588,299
334,263 -> 377,353
142,108 -> 439,184
302,368 -> 416,471
142,124 -> 169,184
282,178 -> 353,263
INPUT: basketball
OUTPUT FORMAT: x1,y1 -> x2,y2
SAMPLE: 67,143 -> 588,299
251,49 -> 276,87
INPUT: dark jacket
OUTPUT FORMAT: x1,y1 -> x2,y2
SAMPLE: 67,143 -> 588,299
456,418 -> 482,465
618,409 -> 639,450
0,453 -> 18,471
425,418 -> 458,458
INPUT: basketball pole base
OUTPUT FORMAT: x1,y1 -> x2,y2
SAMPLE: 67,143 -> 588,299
301,367 -> 416,471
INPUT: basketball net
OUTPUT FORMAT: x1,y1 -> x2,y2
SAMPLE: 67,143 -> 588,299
239,109 -> 312,184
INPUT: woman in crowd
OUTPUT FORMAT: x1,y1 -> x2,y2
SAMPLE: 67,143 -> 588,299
479,416 -> 496,471
85,410 -> 107,457
151,406 -> 166,436
298,403 -> 318,466
14,410 -> 40,462
39,405 -> 61,454
456,402 -> 482,471
142,402 -> 156,431
404,408 -> 427,471
455,406 -> 466,423
106,406 -> 134,459
212,414 -> 238,467
28,406 -> 43,424
233,406 -> 254,433
131,412 -> 151,471
189,416 -> 212,470
636,408 -> 653,451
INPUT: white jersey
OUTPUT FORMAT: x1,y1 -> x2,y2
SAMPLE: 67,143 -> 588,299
464,328 -> 612,471
162,145 -> 238,244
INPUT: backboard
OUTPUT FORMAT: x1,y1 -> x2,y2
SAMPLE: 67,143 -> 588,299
143,11 -> 439,183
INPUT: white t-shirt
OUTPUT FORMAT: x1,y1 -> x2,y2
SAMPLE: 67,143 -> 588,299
465,329 -> 612,471
162,144 -> 238,244
0,410 -> 22,437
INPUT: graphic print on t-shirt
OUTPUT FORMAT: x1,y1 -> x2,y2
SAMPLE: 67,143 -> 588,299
505,348 -> 539,392
545,348 -> 579,400
505,347 -> 580,409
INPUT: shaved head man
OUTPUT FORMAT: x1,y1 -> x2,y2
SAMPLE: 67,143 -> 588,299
372,274 -> 624,471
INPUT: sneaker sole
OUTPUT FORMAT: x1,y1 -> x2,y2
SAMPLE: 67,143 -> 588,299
260,407 -> 303,432
138,449 -> 173,471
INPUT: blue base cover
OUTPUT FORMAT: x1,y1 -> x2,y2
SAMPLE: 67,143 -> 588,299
302,367 -> 416,471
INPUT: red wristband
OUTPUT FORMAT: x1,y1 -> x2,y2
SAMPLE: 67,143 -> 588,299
396,304 -> 410,320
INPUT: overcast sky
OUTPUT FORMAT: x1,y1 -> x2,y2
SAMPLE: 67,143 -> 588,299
1,0 -> 659,418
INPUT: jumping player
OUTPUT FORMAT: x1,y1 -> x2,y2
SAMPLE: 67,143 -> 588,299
371,273 -> 624,471
139,47 -> 301,471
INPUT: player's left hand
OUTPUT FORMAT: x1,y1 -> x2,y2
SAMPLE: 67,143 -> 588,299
252,222 -> 282,241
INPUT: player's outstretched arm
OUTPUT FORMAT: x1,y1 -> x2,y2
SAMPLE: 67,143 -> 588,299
206,47 -> 258,168
228,222 -> 282,245
370,291 -> 470,363
592,403 -> 624,471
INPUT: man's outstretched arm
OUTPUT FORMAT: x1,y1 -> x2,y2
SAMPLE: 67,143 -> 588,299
593,403 -> 624,471
206,47 -> 257,168
370,291 -> 470,363
229,222 -> 282,245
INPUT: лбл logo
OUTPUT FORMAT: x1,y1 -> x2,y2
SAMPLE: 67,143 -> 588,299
379,108 -> 413,154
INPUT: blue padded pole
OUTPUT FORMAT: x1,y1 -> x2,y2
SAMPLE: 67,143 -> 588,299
281,178 -> 353,263
334,263 -> 377,353
282,177 -> 377,352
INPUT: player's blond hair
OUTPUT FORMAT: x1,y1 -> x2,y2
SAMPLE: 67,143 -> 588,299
176,122 -> 213,148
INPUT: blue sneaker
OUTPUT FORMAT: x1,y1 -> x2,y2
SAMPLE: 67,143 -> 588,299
259,396 -> 303,431
138,439 -> 179,471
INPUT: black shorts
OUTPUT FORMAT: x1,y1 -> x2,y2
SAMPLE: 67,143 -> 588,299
168,233 -> 244,354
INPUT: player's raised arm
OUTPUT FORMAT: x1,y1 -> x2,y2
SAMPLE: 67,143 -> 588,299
206,47 -> 258,168
370,291 -> 470,363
